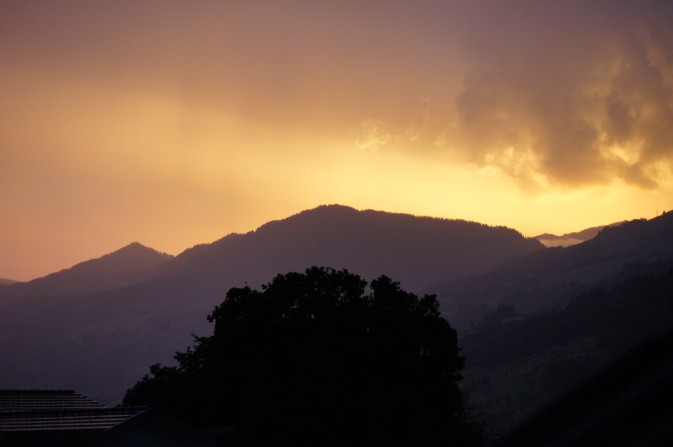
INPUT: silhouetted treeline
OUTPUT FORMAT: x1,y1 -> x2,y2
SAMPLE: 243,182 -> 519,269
124,267 -> 479,446
0,205 -> 540,404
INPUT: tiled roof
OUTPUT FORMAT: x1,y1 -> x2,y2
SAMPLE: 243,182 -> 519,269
0,390 -> 104,412
0,407 -> 146,432
0,390 -> 147,434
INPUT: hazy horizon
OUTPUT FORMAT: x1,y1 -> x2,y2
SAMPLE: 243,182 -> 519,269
2,1 -> 672,281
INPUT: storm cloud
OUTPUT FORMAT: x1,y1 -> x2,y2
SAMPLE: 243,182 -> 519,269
451,0 -> 673,188
2,0 -> 672,280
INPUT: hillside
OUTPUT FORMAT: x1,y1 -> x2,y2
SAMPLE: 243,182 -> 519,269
441,211 -> 673,440
533,222 -> 619,247
0,278 -> 17,285
0,242 -> 173,300
500,329 -> 673,446
0,205 -> 541,404
1,205 -> 671,440
437,211 -> 673,331
460,261 -> 673,440
162,205 -> 543,293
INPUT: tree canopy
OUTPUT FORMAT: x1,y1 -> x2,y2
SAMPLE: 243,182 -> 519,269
124,267 -> 475,445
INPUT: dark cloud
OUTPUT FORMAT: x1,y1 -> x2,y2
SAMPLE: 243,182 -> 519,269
452,0 -> 673,188
2,0 -> 671,189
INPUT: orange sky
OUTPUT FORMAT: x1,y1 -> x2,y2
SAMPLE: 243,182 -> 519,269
1,1 -> 672,281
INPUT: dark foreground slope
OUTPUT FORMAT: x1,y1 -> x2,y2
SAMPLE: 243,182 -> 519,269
0,205 -> 540,404
499,330 -> 673,447
438,211 -> 673,331
459,259 -> 673,441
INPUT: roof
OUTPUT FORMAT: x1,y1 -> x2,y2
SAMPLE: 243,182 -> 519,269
0,390 -> 147,435
0,407 -> 146,433
0,390 -> 105,412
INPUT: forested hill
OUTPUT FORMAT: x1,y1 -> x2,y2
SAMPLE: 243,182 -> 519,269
0,242 -> 173,300
533,220 -> 627,247
460,261 -> 673,441
443,210 -> 673,440
162,205 -> 543,293
437,210 -> 673,330
0,205 -> 541,405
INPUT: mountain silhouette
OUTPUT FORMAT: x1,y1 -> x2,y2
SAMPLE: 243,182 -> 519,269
0,242 -> 173,300
161,205 -> 542,293
438,211 -> 673,330
534,221 -> 626,247
449,211 -> 673,440
0,278 -> 17,286
0,205 -> 541,404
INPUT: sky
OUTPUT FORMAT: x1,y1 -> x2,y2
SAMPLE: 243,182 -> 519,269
2,0 -> 673,281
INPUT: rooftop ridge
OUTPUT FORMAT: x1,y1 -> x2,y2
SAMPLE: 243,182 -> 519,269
0,389 -> 76,394
0,407 -> 149,416
0,389 -> 105,412
0,405 -> 149,433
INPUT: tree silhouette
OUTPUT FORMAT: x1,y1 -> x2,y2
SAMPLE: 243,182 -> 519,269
124,267 -> 476,445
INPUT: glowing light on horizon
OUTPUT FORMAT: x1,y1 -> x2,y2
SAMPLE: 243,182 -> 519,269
1,1 -> 672,280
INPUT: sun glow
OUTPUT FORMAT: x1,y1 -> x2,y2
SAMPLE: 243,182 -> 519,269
1,1 -> 672,281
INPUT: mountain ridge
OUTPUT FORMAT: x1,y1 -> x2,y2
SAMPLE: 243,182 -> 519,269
3,205 -> 671,414
160,204 -> 542,293
438,210 -> 673,330
534,221 -> 627,247
0,242 -> 173,300
0,204 -> 542,404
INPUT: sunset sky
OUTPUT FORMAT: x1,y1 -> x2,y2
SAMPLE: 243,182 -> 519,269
2,1 -> 673,281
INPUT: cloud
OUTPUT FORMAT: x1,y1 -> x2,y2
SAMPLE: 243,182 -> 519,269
406,100 -> 429,142
3,0 -> 672,192
354,101 -> 433,152
354,118 -> 392,151
451,0 -> 673,189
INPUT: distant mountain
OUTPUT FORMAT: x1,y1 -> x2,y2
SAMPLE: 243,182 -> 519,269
2,204 -> 670,440
0,278 -> 17,285
161,205 -> 542,293
0,242 -> 173,300
534,221 -> 626,247
438,211 -> 673,331
0,205 -> 541,404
